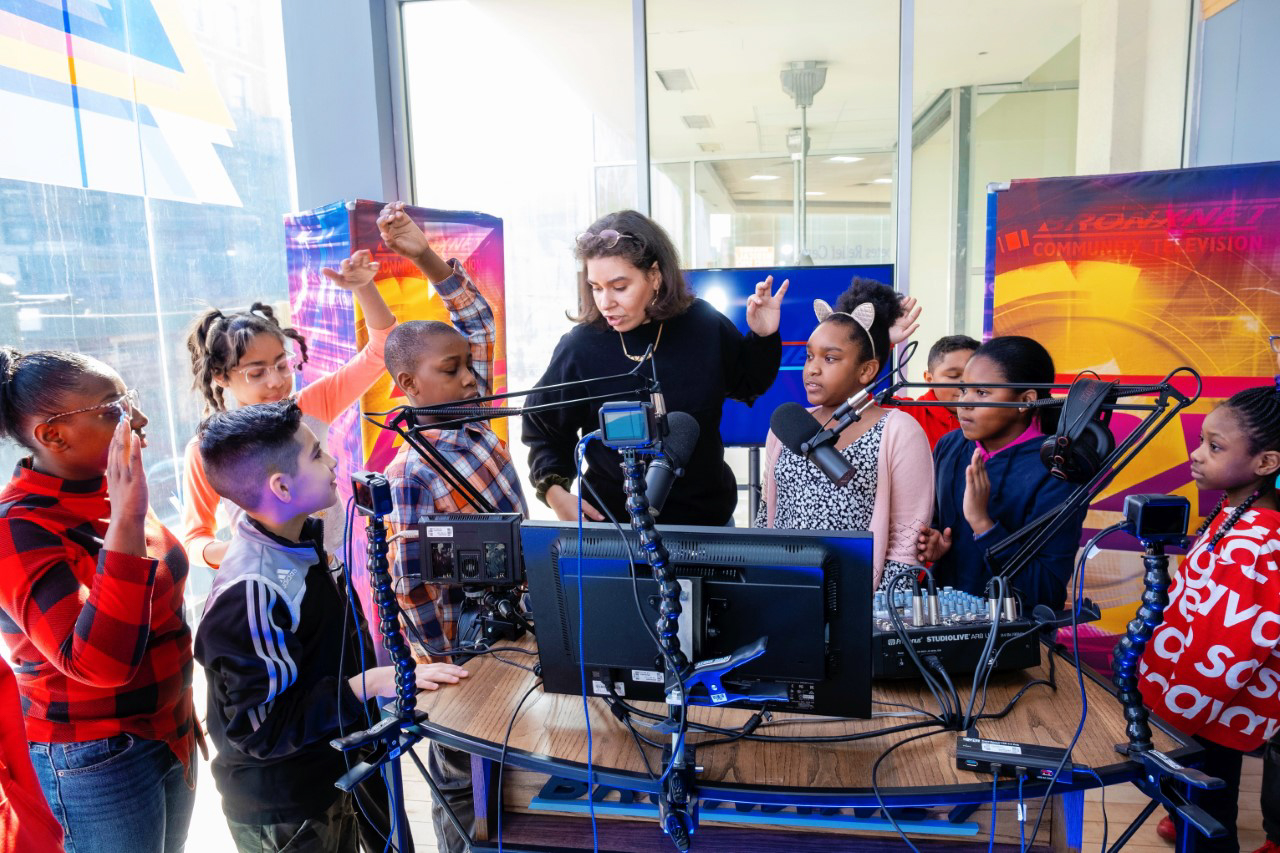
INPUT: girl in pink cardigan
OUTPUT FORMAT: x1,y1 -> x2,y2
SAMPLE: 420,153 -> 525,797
181,250 -> 396,568
755,279 -> 933,589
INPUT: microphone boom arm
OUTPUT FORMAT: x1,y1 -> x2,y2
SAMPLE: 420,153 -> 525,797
363,359 -> 661,514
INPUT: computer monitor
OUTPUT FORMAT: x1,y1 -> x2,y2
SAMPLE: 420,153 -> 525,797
522,521 -> 874,719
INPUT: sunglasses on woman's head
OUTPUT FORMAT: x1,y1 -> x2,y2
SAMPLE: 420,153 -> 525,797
575,229 -> 637,251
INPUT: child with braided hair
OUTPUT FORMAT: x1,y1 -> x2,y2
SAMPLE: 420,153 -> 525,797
181,251 -> 396,568
1139,385 -> 1280,852
754,277 -> 932,590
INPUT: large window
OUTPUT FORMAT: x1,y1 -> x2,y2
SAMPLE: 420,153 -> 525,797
908,0 -> 1192,361
645,0 -> 899,269
0,0 -> 296,526
402,0 -> 637,517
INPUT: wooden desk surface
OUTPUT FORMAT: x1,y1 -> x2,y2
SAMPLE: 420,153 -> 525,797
415,636 -> 1183,797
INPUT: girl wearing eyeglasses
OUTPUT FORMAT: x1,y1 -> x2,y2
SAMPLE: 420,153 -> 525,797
181,250 -> 397,568
523,210 -> 787,525
0,347 -> 198,852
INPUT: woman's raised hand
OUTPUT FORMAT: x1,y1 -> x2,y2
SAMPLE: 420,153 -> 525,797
746,275 -> 789,337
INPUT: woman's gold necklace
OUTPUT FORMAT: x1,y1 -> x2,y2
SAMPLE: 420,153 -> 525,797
619,322 -> 664,363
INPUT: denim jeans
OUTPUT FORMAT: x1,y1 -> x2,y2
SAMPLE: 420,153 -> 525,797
28,734 -> 196,853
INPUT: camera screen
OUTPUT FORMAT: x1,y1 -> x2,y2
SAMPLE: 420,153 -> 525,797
602,407 -> 650,443
1141,502 -> 1189,537
352,478 -> 374,512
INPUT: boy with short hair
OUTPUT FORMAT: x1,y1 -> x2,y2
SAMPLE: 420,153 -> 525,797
376,201 -> 528,853
894,334 -> 979,449
193,400 -> 468,852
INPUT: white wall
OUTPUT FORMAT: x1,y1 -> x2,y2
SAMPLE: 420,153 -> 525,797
907,118 -> 955,381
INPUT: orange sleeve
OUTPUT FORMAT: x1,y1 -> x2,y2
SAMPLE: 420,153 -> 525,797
295,321 -> 396,424
181,437 -> 223,568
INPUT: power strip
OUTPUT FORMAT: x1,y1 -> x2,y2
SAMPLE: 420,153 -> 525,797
955,735 -> 1073,783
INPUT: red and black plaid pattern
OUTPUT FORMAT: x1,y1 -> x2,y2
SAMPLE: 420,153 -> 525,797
0,461 -> 197,778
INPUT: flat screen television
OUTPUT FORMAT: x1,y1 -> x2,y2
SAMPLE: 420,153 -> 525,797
683,264 -> 894,446
522,521 -> 874,718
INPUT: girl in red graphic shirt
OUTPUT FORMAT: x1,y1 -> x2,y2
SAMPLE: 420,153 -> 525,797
0,348 -> 196,853
1139,385 -> 1280,852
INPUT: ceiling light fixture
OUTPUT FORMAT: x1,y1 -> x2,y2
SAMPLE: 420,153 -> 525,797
748,174 -> 781,181
656,69 -> 697,91
829,156 -> 863,164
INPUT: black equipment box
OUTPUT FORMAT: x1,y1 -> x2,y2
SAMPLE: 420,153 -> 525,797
871,621 -> 1041,679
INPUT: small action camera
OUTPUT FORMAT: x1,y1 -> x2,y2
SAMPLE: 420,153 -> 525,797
1123,494 -> 1190,548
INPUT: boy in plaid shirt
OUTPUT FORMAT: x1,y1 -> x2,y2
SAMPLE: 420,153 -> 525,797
377,201 -> 527,853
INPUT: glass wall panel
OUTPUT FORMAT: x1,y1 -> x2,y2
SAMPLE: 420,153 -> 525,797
402,0 -> 637,519
645,0 -> 900,270
910,0 -> 1192,371
0,0 -> 296,526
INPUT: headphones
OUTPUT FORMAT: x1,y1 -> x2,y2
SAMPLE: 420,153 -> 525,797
1039,378 -> 1117,482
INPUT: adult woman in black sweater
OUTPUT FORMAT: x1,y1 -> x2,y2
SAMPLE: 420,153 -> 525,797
524,211 -> 787,526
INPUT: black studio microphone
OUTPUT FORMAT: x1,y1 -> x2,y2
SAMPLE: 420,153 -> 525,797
646,412 -> 700,516
769,403 -> 854,487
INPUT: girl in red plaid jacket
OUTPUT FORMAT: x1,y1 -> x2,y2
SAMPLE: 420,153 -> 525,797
0,348 -> 198,853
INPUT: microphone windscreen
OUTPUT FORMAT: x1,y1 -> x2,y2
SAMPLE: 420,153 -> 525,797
770,402 -> 822,455
1032,604 -> 1058,625
662,412 -> 700,466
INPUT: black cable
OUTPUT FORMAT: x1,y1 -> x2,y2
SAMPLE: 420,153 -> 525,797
977,654 -> 1056,723
972,615 -> 1060,722
338,497 -> 392,852
925,656 -> 961,725
870,727 -> 953,852
496,680 -> 542,853
695,717 -> 944,747
962,574 -> 1005,731
609,691 -> 952,737
874,698 -> 939,717
578,474 -> 693,784
884,572 -> 954,725
1024,522 -> 1126,848
1082,766 -> 1109,853
388,576 -> 538,665
619,713 -> 660,779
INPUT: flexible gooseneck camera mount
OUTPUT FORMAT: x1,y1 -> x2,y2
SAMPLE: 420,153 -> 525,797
1103,523 -> 1228,848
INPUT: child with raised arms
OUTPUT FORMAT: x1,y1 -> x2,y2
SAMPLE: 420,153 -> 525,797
182,250 -> 398,568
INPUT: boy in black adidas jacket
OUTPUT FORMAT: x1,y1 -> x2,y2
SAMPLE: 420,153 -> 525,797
193,401 -> 467,852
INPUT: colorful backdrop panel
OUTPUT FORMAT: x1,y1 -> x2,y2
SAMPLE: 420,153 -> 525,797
986,162 -> 1280,657
285,200 -> 506,655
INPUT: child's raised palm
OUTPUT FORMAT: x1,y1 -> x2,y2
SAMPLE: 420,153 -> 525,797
890,295 -> 921,346
320,249 -> 379,291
